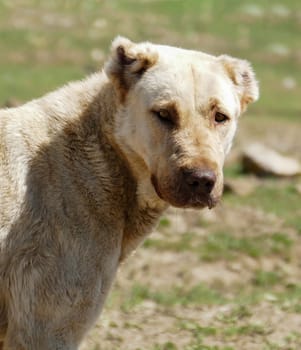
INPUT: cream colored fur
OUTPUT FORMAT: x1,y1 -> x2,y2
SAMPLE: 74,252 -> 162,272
0,37 -> 258,349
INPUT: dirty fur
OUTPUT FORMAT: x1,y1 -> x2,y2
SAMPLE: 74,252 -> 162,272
0,37 -> 258,349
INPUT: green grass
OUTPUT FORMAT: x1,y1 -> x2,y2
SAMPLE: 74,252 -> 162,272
145,230 -> 294,262
225,182 -> 301,233
217,305 -> 252,323
0,63 -> 84,101
178,317 -> 265,349
158,216 -> 171,228
252,270 -> 282,287
200,232 -> 262,261
223,324 -> 266,337
144,232 -> 195,253
152,343 -> 235,350
121,283 -> 227,311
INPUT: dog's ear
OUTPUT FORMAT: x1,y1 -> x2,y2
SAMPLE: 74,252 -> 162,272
219,55 -> 259,113
105,36 -> 158,101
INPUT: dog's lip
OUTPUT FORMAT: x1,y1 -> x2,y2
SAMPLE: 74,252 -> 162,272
151,174 -> 219,209
192,195 -> 218,209
169,195 -> 218,210
151,174 -> 164,200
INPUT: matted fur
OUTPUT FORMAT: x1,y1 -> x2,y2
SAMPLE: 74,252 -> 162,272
0,37 -> 258,349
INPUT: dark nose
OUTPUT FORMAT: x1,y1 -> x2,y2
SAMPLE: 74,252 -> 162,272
183,168 -> 216,195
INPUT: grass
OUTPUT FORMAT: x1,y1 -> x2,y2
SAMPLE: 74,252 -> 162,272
144,232 -> 196,253
225,181 -> 301,232
200,232 -> 263,261
252,270 -> 282,287
145,230 -> 294,261
120,282 -> 227,311
152,343 -> 235,350
177,317 -> 266,349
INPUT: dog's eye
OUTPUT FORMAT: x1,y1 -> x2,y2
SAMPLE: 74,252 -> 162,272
153,109 -> 174,126
214,112 -> 229,124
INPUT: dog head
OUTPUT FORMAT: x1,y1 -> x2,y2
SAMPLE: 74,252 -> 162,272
106,37 -> 259,209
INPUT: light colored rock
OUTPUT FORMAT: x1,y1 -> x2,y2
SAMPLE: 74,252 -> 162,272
268,43 -> 290,57
242,143 -> 301,177
90,48 -> 105,62
93,18 -> 107,29
282,77 -> 297,90
264,293 -> 278,302
224,176 -> 259,196
3,98 -> 22,108
270,5 -> 290,18
166,212 -> 188,234
241,4 -> 264,18
296,183 -> 301,195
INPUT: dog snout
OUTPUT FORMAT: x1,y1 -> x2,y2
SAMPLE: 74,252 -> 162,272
182,168 -> 216,195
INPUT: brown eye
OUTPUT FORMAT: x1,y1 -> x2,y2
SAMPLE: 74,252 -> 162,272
214,112 -> 229,124
153,109 -> 174,126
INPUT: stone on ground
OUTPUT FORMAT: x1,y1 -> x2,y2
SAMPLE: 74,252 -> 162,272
242,143 -> 301,177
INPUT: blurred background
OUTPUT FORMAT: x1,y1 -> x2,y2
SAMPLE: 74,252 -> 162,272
1,1 -> 300,349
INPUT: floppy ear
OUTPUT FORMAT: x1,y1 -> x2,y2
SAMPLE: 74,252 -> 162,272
105,36 -> 158,101
219,55 -> 259,113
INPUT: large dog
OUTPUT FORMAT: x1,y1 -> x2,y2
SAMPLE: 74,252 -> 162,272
0,37 -> 258,349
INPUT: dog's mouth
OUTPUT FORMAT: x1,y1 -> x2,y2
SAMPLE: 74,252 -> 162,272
186,195 -> 218,209
151,174 -> 219,209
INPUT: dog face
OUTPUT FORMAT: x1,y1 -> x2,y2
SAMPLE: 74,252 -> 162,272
106,37 -> 258,209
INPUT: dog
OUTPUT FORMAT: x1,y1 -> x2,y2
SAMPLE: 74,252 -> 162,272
0,37 -> 258,349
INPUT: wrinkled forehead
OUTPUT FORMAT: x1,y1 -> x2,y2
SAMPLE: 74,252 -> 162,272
138,49 -> 240,117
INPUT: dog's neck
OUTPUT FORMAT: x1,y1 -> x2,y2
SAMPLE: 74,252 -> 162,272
99,81 -> 168,260
80,73 -> 168,260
